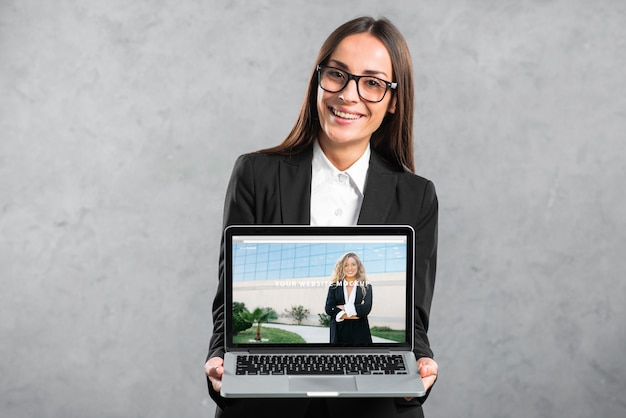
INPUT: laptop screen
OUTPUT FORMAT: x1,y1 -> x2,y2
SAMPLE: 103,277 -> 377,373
224,225 -> 414,350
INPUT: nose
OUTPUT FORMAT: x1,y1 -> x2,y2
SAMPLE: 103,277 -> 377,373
340,78 -> 360,103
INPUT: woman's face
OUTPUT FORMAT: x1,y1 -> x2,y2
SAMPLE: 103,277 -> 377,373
317,32 -> 396,154
343,257 -> 359,280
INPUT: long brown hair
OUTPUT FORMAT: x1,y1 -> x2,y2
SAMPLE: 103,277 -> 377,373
259,16 -> 415,172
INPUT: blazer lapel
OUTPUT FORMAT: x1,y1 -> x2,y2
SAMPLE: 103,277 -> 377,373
358,152 -> 398,224
279,147 -> 313,224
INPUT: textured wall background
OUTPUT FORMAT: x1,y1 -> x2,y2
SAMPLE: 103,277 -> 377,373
1,0 -> 625,417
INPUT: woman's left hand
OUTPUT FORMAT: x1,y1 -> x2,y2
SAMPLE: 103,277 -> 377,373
417,357 -> 438,391
403,357 -> 438,401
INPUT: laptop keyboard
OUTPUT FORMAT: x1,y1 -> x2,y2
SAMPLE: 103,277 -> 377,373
235,354 -> 408,375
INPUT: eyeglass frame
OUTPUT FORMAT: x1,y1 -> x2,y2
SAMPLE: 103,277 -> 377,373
316,65 -> 398,103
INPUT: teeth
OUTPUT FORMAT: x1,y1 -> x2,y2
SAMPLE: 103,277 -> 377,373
332,108 -> 360,120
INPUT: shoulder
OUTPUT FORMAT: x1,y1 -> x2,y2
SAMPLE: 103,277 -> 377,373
328,284 -> 342,293
401,173 -> 437,206
228,152 -> 285,181
370,151 -> 437,199
233,147 -> 313,171
233,151 -> 282,169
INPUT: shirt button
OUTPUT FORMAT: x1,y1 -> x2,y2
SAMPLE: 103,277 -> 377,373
338,173 -> 348,183
334,208 -> 343,216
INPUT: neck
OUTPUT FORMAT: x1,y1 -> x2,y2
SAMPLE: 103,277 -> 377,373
318,137 -> 369,171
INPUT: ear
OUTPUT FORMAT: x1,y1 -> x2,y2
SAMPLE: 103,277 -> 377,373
388,94 -> 397,114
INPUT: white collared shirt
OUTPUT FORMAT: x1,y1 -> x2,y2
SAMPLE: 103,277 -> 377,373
310,140 -> 370,226
335,280 -> 358,322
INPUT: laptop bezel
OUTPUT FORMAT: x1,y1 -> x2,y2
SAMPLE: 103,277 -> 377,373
223,224 -> 415,352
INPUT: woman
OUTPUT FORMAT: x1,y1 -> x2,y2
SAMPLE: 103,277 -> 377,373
205,16 -> 439,418
325,252 -> 373,344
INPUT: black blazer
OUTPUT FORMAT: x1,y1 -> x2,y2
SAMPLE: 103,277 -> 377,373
325,283 -> 373,343
207,146 -> 438,410
325,283 -> 373,319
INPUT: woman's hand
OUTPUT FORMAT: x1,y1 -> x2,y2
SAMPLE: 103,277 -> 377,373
204,357 -> 224,392
418,357 -> 438,391
404,357 -> 438,401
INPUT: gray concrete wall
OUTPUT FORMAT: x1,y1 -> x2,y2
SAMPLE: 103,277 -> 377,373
1,0 -> 624,417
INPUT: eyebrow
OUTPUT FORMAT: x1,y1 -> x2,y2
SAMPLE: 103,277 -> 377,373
327,59 -> 390,79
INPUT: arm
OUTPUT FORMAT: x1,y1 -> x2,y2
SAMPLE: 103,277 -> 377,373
354,284 -> 372,318
205,155 -> 258,406
208,155 -> 258,360
412,180 -> 438,360
325,286 -> 341,316
393,179 -> 439,406
326,286 -> 356,321
410,180 -> 439,401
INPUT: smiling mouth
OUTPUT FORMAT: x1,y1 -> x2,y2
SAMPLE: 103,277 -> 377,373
331,107 -> 361,120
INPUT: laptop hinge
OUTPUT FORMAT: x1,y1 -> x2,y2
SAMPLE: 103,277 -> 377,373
243,347 -> 403,355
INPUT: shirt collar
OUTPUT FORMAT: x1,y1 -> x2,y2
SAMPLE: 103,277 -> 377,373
312,140 -> 370,195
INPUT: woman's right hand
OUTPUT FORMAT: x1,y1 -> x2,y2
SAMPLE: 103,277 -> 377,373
204,357 -> 224,392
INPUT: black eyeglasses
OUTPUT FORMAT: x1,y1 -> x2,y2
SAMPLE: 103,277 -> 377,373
317,65 -> 397,103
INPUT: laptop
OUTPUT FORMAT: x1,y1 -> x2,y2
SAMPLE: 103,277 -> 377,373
220,224 -> 425,398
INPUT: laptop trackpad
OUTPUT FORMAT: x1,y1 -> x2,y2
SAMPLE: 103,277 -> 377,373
289,376 -> 356,393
